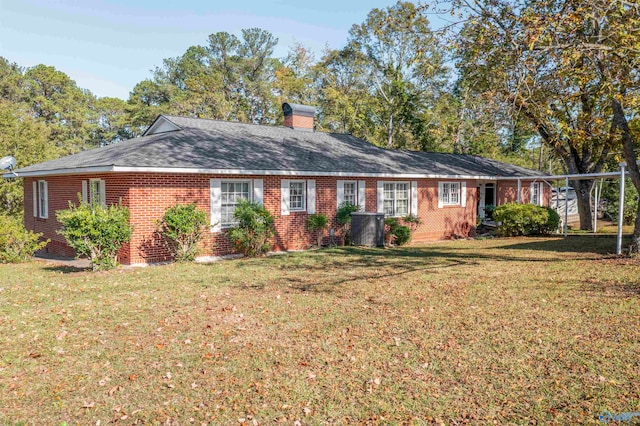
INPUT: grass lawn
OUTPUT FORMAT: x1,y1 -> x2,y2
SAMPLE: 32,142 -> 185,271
1,236 -> 639,425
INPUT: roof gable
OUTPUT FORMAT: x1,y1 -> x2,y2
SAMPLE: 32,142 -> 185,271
143,115 -> 182,136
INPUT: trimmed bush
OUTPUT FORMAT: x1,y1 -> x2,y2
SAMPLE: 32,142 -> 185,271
306,213 -> 329,248
229,199 -> 274,257
159,203 -> 208,262
385,217 -> 412,246
0,214 -> 48,263
493,203 -> 560,236
57,201 -> 132,271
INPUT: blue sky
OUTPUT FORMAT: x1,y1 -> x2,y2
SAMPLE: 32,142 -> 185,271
0,0 -> 413,100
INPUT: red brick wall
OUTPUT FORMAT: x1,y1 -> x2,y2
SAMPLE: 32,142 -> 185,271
497,180 -> 551,205
24,173 -> 547,265
284,115 -> 314,130
23,174 -> 131,261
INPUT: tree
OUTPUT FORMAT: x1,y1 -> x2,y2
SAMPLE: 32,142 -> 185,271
337,1 -> 448,148
454,0 -> 638,231
23,64 -> 99,154
0,100 -> 54,217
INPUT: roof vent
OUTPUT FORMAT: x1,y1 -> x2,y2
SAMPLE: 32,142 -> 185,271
282,103 -> 316,131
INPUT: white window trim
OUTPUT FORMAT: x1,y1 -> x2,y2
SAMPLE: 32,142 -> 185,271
37,180 -> 48,219
88,178 -> 107,207
530,181 -> 543,206
288,180 -> 307,212
220,179 -> 253,229
438,181 -> 467,208
378,181 -> 413,217
338,180 -> 366,211
211,178 -> 263,232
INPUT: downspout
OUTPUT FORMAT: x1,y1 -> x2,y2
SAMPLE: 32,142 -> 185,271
617,163 -> 626,255
517,179 -> 522,203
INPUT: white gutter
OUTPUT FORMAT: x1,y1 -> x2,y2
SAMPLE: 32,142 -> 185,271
5,165 -> 518,181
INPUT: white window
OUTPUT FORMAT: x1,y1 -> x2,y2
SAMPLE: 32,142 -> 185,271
438,181 -> 467,208
289,181 -> 306,211
343,182 -> 356,205
378,182 -> 411,217
210,178 -> 263,232
337,180 -> 366,210
530,182 -> 543,206
221,181 -> 251,227
82,179 -> 106,207
34,180 -> 48,219
281,179 -> 316,216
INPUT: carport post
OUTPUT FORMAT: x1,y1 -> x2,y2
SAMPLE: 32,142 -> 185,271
564,176 -> 569,236
617,163 -> 626,255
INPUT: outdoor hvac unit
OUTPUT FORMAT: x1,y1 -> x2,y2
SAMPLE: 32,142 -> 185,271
350,212 -> 385,247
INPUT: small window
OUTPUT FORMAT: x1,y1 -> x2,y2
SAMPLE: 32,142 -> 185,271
221,181 -> 251,227
383,182 -> 409,216
37,180 -> 48,219
531,183 -> 540,205
289,181 -> 306,211
343,182 -> 356,205
87,179 -> 106,207
441,182 -> 461,206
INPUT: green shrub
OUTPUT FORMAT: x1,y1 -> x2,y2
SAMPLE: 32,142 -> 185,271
229,199 -> 274,257
393,225 -> 411,245
57,201 -> 132,271
336,202 -> 360,225
336,202 -> 360,245
384,217 -> 412,246
158,203 -> 208,262
0,214 -> 48,263
493,203 -> 560,237
603,178 -> 638,225
306,213 -> 329,248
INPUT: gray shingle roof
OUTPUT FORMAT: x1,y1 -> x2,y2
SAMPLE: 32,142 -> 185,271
14,115 -> 543,178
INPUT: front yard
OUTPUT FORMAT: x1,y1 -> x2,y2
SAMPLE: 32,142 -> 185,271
1,236 -> 639,424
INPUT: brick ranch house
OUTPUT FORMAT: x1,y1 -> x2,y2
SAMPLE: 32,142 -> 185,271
11,103 -> 549,265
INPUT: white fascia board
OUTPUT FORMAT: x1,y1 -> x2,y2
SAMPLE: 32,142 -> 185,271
5,166 -> 115,178
9,165 -> 534,180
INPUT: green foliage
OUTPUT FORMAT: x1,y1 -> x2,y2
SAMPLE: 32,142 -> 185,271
56,201 -> 132,271
306,213 -> 329,248
493,203 -> 560,237
483,204 -> 496,220
385,217 -> 412,246
0,214 -> 48,263
0,99 -> 55,217
336,202 -> 361,245
228,199 -> 275,257
336,202 -> 360,225
159,204 -> 208,262
402,213 -> 423,231
603,178 -> 638,226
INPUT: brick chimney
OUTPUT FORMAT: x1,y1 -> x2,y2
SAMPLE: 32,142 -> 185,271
282,103 -> 316,131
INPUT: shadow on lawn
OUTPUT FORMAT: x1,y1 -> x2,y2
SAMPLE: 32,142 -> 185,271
232,236 -> 628,294
42,264 -> 90,273
497,235 -> 628,255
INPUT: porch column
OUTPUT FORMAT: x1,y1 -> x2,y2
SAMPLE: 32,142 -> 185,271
617,163 -> 626,255
517,179 -> 521,203
564,177 -> 569,236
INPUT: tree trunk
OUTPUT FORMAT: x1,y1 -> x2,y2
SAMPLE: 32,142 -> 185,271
571,179 -> 594,231
387,113 -> 394,148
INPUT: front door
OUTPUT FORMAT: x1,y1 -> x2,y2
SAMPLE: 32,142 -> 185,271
477,183 -> 496,218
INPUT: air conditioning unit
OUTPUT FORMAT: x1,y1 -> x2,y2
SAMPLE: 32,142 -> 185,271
350,213 -> 385,247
